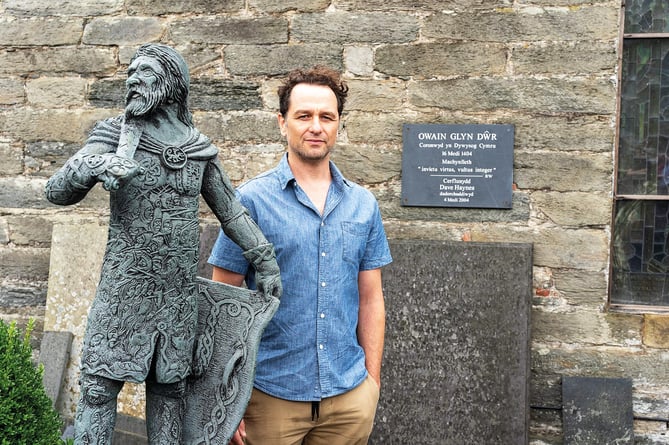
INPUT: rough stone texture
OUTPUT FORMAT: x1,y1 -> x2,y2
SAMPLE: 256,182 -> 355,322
423,7 -> 619,42
512,41 -> 617,75
531,191 -> 611,227
82,17 -> 164,45
0,47 -> 118,76
3,0 -> 123,17
642,315 -> 669,349
0,140 -> 24,175
514,152 -> 613,193
26,77 -> 88,108
408,78 -> 616,114
0,17 -> 83,46
0,109 -> 117,143
169,16 -> 288,45
344,46 -> 374,76
292,12 -> 419,43
126,0 -> 243,15
376,42 -> 507,77
224,44 -> 343,75
372,240 -> 532,444
249,0 -> 330,13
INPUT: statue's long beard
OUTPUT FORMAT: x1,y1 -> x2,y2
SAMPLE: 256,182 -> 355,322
125,84 -> 167,118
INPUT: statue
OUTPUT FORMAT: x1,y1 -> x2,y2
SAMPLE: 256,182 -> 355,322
45,43 -> 281,445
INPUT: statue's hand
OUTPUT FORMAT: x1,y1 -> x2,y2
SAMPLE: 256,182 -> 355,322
243,243 -> 282,300
255,262 -> 282,300
97,154 -> 144,191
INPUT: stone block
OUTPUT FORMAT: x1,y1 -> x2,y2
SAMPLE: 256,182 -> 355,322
408,78 -> 616,115
0,246 -> 50,282
344,46 -> 374,76
336,0 -> 446,10
345,79 -> 406,112
562,376 -> 634,445
376,42 -> 507,77
38,331 -> 73,408
190,79 -> 263,111
292,12 -> 419,43
194,111 -> 281,143
83,17 -> 163,45
0,47 -> 117,76
371,240 -> 532,444
26,77 -> 88,108
0,139 -> 23,175
470,226 -> 608,271
169,16 -> 288,45
3,0 -> 123,16
126,0 -> 243,15
514,152 -> 612,193
512,41 -> 617,75
531,191 -> 611,226
249,0 -> 330,13
224,44 -> 343,76
0,78 -> 25,105
423,7 -> 618,42
643,315 -> 669,348
0,17 -> 83,46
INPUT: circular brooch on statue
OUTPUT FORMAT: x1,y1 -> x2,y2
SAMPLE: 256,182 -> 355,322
161,146 -> 187,170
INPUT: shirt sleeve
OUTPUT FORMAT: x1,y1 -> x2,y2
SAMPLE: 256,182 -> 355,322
359,201 -> 393,271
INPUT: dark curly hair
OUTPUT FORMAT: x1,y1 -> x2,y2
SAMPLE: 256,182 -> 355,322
278,66 -> 348,118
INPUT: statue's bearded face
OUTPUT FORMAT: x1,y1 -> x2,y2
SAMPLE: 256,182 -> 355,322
125,56 -> 170,118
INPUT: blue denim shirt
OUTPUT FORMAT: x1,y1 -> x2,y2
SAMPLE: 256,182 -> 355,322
208,154 -> 392,401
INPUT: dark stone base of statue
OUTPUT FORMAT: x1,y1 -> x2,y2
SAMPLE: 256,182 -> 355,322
182,277 -> 280,445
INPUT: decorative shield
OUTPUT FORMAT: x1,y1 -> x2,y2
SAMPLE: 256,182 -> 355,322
182,277 -> 280,445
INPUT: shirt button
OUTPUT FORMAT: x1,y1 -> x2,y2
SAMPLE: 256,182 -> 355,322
320,313 -> 325,318
319,344 -> 324,350
321,282 -> 326,287
321,252 -> 326,257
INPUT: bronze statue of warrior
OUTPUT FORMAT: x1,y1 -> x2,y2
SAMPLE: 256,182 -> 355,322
46,43 -> 281,445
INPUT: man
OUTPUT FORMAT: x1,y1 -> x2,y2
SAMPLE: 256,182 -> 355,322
209,66 -> 392,444
45,43 -> 281,445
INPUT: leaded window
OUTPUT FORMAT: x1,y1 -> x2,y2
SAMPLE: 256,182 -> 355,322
612,0 -> 669,309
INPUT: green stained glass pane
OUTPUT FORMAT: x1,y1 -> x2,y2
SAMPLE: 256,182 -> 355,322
618,39 -> 669,195
611,200 -> 669,305
625,0 -> 669,33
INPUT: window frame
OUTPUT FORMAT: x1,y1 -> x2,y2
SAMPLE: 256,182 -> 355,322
610,2 -> 669,313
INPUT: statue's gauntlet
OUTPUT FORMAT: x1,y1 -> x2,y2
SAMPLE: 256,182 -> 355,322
243,243 -> 282,299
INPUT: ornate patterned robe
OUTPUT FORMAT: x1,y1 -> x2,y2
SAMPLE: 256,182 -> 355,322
47,116 -> 245,384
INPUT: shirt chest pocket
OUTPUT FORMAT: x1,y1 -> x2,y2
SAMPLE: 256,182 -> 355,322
341,221 -> 370,266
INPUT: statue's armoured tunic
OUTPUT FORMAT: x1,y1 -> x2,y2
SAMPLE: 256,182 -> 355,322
47,116 -> 237,384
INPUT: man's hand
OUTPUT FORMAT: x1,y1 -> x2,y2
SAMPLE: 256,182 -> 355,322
229,419 -> 246,445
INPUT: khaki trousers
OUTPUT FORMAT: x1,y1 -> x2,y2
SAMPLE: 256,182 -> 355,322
245,375 -> 380,445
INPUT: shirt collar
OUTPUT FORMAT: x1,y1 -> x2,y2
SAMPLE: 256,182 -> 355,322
276,152 -> 352,190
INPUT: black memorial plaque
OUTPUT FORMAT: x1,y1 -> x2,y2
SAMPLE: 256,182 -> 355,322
562,376 -> 634,445
401,123 -> 514,208
371,240 -> 532,445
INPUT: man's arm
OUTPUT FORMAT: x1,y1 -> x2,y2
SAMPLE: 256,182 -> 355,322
357,268 -> 386,388
211,265 -> 245,287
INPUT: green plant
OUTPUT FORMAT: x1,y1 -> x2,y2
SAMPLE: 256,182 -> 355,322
0,319 -> 64,445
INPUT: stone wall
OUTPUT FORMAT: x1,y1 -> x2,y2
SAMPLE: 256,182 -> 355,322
1,0 -> 666,443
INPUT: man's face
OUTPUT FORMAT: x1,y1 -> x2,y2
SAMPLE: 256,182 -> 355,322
125,55 -> 168,118
277,83 -> 340,163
